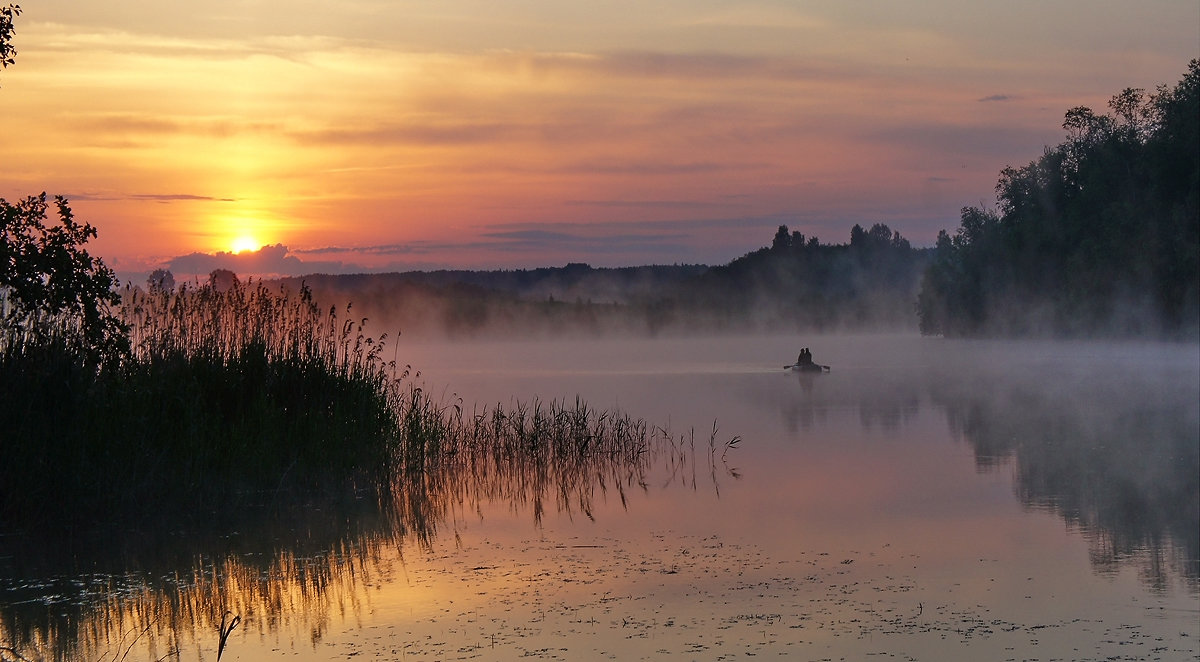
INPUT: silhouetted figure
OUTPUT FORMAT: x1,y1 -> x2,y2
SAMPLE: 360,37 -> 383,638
789,347 -> 829,372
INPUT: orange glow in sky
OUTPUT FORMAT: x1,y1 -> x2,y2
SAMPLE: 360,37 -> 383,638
0,1 -> 1196,280
230,236 -> 259,255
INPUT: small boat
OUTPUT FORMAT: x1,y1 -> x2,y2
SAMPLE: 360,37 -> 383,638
785,362 -> 830,373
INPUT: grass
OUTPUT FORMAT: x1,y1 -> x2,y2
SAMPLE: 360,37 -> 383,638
0,280 -> 654,533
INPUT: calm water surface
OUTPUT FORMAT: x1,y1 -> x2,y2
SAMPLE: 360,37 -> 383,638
2,334 -> 1197,661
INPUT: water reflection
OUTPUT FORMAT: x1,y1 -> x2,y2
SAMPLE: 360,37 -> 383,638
0,500 -> 395,662
925,361 -> 1200,591
0,400 -> 720,661
758,347 -> 1199,590
775,369 -> 923,434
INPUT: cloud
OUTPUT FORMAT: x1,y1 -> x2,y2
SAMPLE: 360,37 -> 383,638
30,23 -> 344,63
61,191 -> 236,203
978,94 -> 1016,102
298,227 -> 692,261
867,122 -> 1059,160
66,113 -> 285,139
72,113 -> 185,135
292,244 -> 425,256
478,229 -> 689,255
131,193 -> 237,202
563,199 -> 719,209
292,122 -> 523,147
59,192 -> 126,202
558,160 -> 735,175
165,243 -> 346,279
486,214 -> 795,233
515,50 -> 856,83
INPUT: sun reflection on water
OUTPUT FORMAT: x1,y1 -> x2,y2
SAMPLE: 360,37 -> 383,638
0,401 -> 719,661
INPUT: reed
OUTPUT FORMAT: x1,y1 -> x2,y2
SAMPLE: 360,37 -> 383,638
0,279 -> 659,534
0,273 -> 728,661
0,280 -> 399,528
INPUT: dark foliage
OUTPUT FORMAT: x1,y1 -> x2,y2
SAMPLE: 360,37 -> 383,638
918,60 -> 1200,338
663,223 -> 928,331
1,193 -> 129,364
284,224 -> 930,337
0,3 -> 18,83
0,281 -> 406,531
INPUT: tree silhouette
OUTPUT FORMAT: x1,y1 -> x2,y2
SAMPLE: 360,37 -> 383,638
771,225 -> 791,251
918,60 -> 1199,338
0,3 -> 18,84
1,193 -> 128,361
147,268 -> 176,292
209,268 -> 239,293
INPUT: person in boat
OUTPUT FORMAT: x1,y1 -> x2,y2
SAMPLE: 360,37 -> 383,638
798,348 -> 813,365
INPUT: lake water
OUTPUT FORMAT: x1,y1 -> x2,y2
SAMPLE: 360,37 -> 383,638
2,334 -> 1198,661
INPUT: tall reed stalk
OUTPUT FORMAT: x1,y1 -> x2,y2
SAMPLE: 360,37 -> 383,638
0,279 -> 661,534
0,280 -> 406,528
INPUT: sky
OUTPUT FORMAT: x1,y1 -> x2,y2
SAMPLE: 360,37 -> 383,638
1,1 -> 1196,281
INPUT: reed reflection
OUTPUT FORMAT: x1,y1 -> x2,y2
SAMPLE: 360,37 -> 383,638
0,501 -> 396,662
0,398 -> 720,662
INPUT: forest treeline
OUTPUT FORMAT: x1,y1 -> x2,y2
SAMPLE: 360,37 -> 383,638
675,223 -> 927,332
278,223 -> 930,337
918,60 -> 1199,338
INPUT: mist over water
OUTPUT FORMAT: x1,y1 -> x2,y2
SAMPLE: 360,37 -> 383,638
404,333 -> 1199,585
2,332 -> 1196,660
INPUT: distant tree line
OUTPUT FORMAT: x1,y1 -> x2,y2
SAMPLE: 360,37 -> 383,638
660,222 -> 928,332
270,223 -> 930,338
918,60 -> 1200,338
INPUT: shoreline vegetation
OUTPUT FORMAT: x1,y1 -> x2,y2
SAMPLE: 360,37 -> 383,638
3,278 -> 403,530
1,273 -> 664,534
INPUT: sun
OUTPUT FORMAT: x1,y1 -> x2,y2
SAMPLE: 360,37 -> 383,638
230,236 -> 260,254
